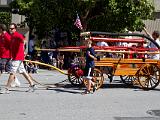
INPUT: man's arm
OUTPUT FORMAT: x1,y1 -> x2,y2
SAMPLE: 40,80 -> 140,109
143,27 -> 152,38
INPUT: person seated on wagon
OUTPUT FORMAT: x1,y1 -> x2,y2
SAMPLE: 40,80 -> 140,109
96,40 -> 109,47
96,35 -> 109,47
96,35 -> 109,58
143,27 -> 160,59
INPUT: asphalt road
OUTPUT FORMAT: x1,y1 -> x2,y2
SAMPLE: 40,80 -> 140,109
0,69 -> 160,120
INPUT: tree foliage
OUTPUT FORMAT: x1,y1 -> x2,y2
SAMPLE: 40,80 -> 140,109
0,12 -> 11,27
9,0 -> 154,38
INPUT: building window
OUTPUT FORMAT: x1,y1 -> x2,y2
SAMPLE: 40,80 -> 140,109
0,0 -> 7,5
7,0 -> 12,4
0,0 -> 13,5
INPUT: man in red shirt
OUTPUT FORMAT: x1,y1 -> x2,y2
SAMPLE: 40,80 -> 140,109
0,24 -> 11,73
0,23 -> 36,94
0,24 -> 21,87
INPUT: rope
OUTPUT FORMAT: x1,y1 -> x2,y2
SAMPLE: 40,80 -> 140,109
24,60 -> 68,75
24,60 -> 70,88
29,73 -> 69,89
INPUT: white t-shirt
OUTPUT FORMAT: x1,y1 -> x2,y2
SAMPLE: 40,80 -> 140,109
149,38 -> 160,59
97,41 -> 108,47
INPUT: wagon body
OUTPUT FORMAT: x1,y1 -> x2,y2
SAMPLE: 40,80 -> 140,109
95,58 -> 159,76
79,31 -> 160,90
34,31 -> 160,90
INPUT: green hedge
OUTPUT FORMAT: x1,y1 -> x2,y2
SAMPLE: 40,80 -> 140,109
0,12 -> 11,27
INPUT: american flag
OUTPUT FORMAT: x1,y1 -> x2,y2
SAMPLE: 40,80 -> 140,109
74,14 -> 83,30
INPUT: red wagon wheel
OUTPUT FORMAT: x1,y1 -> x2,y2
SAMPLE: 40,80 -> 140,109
137,64 -> 160,90
68,68 -> 84,87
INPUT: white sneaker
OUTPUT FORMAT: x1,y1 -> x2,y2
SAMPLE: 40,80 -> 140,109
26,84 -> 37,92
11,77 -> 21,87
0,88 -> 10,94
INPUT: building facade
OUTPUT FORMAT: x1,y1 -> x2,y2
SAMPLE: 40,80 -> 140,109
0,0 -> 29,52
143,0 -> 160,33
0,0 -> 12,5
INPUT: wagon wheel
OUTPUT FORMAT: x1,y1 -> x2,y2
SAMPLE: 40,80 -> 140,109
120,75 -> 137,86
137,64 -> 160,90
83,68 -> 104,90
68,74 -> 83,87
68,70 -> 83,87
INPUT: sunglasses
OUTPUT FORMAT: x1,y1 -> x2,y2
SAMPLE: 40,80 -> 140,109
10,28 -> 15,30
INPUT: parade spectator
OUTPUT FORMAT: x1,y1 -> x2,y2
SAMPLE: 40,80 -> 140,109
40,40 -> 49,64
28,35 -> 35,59
82,39 -> 96,94
57,52 -> 64,70
0,23 -> 36,94
143,27 -> 160,59
25,62 -> 38,74
52,49 -> 59,67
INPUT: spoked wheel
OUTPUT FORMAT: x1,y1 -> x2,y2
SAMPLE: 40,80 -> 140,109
120,75 -> 138,86
83,68 -> 104,90
68,68 -> 84,87
137,64 -> 160,90
68,75 -> 83,87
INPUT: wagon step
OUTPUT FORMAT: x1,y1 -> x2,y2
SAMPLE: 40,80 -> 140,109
114,68 -> 139,76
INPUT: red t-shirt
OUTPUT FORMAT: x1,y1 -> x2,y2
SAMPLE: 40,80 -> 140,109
10,31 -> 25,60
0,32 -> 11,59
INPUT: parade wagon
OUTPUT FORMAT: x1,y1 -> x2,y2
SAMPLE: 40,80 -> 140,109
25,31 -> 160,90
66,31 -> 160,90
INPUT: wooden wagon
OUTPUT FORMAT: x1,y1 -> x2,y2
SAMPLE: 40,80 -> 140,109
26,31 -> 160,90
66,31 -> 160,90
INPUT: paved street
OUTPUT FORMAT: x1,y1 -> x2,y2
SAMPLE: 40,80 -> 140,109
0,70 -> 160,120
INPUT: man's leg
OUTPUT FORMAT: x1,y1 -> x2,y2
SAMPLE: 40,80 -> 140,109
22,72 -> 37,92
6,73 -> 16,88
22,72 -> 34,86
0,73 -> 15,94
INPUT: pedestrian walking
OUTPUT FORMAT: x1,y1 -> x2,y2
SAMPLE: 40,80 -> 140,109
0,23 -> 36,94
0,24 -> 11,74
0,24 -> 21,87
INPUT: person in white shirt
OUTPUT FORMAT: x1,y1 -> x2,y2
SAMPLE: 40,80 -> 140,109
97,41 -> 108,47
143,27 -> 160,59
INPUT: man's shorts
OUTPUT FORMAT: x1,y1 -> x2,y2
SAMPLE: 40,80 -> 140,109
0,58 -> 8,64
83,67 -> 94,80
10,60 -> 27,73
0,58 -> 10,72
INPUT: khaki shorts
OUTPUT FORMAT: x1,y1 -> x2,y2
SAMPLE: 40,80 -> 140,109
10,60 -> 26,73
